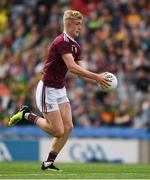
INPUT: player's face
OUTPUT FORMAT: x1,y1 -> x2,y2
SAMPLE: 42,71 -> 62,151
69,20 -> 83,38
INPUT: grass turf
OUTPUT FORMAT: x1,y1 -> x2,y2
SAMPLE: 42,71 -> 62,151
0,162 -> 150,179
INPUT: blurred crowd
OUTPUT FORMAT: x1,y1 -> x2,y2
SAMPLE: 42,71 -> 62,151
0,0 -> 150,129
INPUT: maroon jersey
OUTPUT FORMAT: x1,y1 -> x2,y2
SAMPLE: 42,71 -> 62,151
42,32 -> 82,88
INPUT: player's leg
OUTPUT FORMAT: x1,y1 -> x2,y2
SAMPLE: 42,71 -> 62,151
36,110 -> 64,137
47,88 -> 73,155
49,102 -> 73,152
41,86 -> 72,171
41,102 -> 73,171
8,106 -> 64,137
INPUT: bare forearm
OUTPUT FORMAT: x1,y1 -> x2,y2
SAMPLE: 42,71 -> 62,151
69,63 -> 98,81
78,76 -> 96,83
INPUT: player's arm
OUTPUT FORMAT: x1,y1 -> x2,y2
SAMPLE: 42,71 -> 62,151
62,54 -> 111,87
76,61 -> 96,83
78,75 -> 96,83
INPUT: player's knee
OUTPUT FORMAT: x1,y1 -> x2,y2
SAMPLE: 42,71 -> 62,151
64,124 -> 73,134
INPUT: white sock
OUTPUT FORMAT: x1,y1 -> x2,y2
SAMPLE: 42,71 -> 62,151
44,161 -> 52,167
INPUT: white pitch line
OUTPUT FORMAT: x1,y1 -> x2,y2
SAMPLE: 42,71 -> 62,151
0,174 -> 56,176
0,172 -> 140,176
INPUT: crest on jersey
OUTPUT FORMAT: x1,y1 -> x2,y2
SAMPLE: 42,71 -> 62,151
71,45 -> 77,54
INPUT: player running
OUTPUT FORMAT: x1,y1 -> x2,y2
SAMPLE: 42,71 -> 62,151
9,10 -> 111,171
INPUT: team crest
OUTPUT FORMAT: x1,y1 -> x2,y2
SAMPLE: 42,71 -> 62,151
71,45 -> 77,54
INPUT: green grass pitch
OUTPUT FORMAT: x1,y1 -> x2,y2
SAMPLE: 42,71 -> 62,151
0,162 -> 150,179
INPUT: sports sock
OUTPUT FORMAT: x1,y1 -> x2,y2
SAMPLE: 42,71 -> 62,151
25,113 -> 39,124
46,151 -> 58,163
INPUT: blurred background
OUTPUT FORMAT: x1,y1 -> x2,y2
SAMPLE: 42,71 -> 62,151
0,0 -> 150,164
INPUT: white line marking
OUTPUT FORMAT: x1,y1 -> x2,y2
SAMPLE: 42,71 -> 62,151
0,172 -> 142,176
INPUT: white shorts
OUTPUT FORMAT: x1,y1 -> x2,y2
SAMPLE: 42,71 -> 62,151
36,80 -> 70,112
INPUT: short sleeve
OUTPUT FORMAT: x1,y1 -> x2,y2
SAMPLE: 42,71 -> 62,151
56,41 -> 72,55
74,47 -> 82,61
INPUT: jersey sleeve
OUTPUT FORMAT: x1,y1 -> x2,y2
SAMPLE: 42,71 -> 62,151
56,41 -> 72,55
74,47 -> 82,61
74,48 -> 82,61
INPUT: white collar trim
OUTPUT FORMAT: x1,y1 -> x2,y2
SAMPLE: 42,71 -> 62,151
63,31 -> 77,43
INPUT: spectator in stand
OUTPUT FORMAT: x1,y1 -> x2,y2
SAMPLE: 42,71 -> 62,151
132,100 -> 147,129
114,99 -> 132,127
142,91 -> 150,131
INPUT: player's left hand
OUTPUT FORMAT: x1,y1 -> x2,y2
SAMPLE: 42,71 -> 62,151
96,73 -> 112,88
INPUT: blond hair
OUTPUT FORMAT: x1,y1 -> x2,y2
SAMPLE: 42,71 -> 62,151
63,10 -> 83,22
